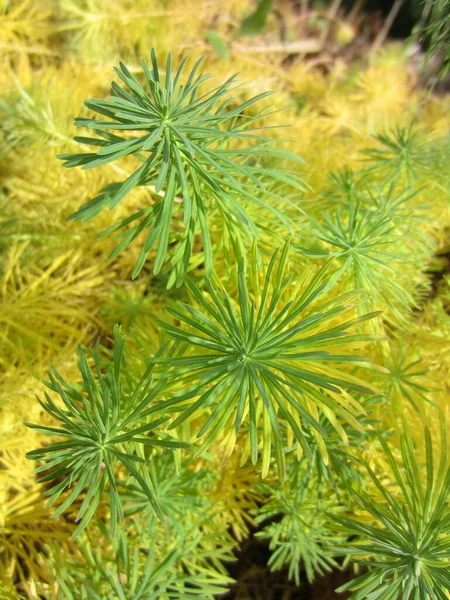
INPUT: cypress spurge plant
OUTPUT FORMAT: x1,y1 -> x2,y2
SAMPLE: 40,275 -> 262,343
334,420 -> 450,599
295,184 -> 430,324
362,124 -> 450,192
121,453 -> 215,534
381,342 -> 435,413
56,527 -> 232,600
59,49 -> 305,285
253,467 -> 347,586
25,326 -> 188,538
363,126 -> 432,183
151,243 -> 382,480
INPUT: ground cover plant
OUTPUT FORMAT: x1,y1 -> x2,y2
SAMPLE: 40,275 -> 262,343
0,1 -> 450,598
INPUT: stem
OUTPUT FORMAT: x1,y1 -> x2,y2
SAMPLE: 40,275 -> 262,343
372,0 -> 405,52
300,0 -> 310,15
320,0 -> 343,45
417,0 -> 434,37
348,0 -> 366,24
234,39 -> 322,54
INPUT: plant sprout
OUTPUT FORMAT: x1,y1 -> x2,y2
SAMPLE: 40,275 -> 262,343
59,50 -> 305,284
150,244 -> 381,480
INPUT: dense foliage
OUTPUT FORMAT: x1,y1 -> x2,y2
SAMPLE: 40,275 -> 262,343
1,1 -> 449,599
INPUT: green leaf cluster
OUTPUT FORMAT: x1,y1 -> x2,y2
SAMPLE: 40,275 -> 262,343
26,326 -> 188,538
55,526 -> 232,600
334,421 -> 450,599
150,244 -> 381,480
254,466 -> 346,586
59,50 -> 304,285
295,158 -> 435,325
418,0 -> 450,82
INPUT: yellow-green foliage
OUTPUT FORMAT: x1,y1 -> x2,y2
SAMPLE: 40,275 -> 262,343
0,0 -> 449,597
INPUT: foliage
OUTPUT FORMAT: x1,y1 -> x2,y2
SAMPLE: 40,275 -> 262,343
25,327 -> 188,538
151,243 -> 381,480
53,526 -> 232,600
334,420 -> 450,600
295,166 -> 434,325
254,465 -> 347,585
0,242 -> 107,369
0,451 -> 74,591
238,0 -> 274,36
122,454 -> 214,531
419,0 -> 450,81
381,341 -> 435,413
59,50 -> 304,285
362,125 -> 437,183
1,2 -> 450,598
300,395 -> 382,494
